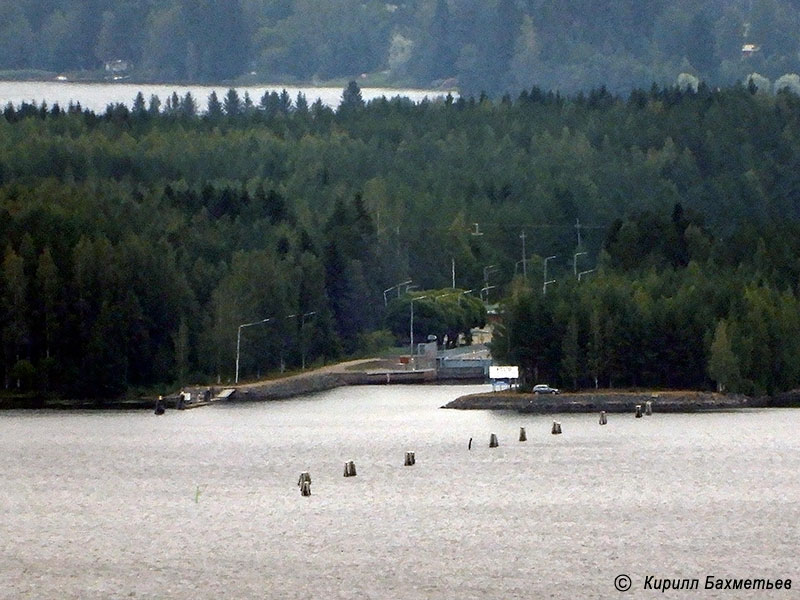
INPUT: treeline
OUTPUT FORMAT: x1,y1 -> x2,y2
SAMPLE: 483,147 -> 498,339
3,82 -> 800,397
492,208 -> 800,396
3,1 -> 800,95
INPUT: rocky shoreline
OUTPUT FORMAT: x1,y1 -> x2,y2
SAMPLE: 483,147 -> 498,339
443,390 -> 800,413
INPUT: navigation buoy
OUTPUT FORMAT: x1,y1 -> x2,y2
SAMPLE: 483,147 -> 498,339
519,427 -> 527,442
489,433 -> 499,448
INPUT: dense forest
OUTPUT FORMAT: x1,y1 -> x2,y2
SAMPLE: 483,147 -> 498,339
3,81 -> 800,398
3,1 -> 800,95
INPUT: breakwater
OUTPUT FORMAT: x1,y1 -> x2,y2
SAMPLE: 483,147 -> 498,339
176,367 -> 438,405
443,390 -> 798,413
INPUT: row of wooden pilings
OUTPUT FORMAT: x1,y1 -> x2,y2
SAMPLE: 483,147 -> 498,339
298,402 -> 654,495
494,400 -> 654,446
298,451 -> 416,496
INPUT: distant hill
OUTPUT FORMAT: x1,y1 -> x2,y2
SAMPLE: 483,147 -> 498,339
2,0 -> 800,95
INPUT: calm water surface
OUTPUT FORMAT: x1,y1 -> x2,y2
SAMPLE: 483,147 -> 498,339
0,81 -> 447,113
1,385 -> 798,599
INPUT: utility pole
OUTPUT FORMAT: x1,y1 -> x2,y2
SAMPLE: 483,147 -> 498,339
520,231 -> 527,280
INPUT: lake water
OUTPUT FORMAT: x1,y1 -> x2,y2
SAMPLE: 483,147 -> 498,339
1,385 -> 798,599
0,81 -> 448,114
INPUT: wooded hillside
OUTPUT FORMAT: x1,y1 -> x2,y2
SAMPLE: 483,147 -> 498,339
2,82 -> 800,397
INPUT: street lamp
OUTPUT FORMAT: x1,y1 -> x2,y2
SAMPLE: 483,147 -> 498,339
543,255 -> 557,295
298,311 -> 316,370
514,258 -> 531,277
235,317 -> 273,384
573,252 -> 587,277
520,231 -> 528,280
578,268 -> 596,282
483,265 -> 498,302
409,295 -> 428,369
384,279 -> 412,306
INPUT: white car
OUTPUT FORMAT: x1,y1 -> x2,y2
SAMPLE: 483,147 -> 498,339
533,384 -> 559,394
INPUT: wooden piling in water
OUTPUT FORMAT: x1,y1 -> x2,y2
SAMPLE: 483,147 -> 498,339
489,433 -> 499,448
404,451 -> 415,466
635,404 -> 643,418
519,427 -> 527,442
599,411 -> 607,425
343,461 -> 357,477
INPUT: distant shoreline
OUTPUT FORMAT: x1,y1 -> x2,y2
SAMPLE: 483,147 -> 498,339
0,73 -> 454,94
444,390 -> 800,413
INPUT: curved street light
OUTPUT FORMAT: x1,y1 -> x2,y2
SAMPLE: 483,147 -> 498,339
235,317 -> 273,383
543,255 -> 557,295
573,252 -> 587,277
384,279 -> 412,306
409,295 -> 428,368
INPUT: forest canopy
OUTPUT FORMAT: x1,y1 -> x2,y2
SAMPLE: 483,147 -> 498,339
3,82 -> 800,398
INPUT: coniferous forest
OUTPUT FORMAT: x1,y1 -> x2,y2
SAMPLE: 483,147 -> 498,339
3,82 -> 800,398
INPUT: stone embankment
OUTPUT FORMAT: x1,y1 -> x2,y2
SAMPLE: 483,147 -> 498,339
174,359 -> 438,406
443,390 -> 792,413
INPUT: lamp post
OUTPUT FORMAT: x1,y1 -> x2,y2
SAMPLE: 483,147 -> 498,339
543,255 -> 557,295
409,295 -> 428,369
573,252 -> 587,278
384,279 -> 412,306
578,268 -> 596,282
299,311 -> 316,370
520,231 -> 528,280
483,265 -> 498,302
235,317 -> 273,384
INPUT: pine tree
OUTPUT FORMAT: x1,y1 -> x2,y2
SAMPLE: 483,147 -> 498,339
339,81 -> 364,114
206,91 -> 223,119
